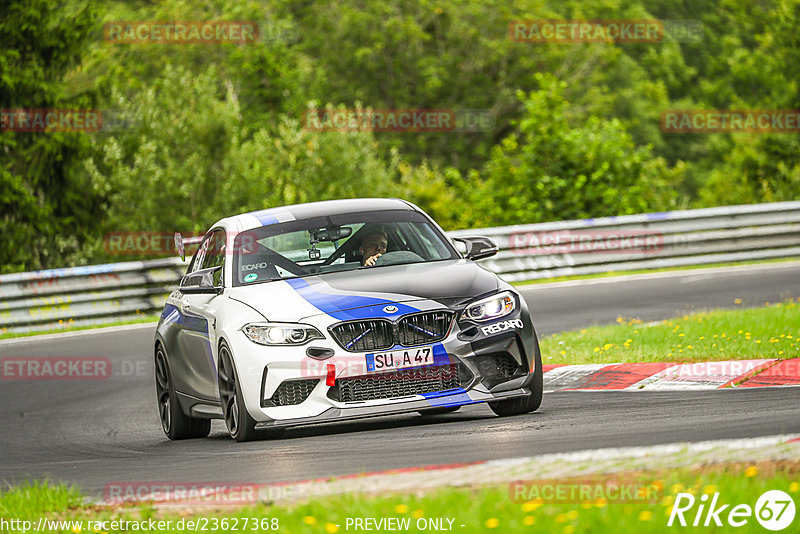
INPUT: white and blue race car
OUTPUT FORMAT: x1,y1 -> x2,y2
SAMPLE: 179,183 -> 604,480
154,198 -> 543,441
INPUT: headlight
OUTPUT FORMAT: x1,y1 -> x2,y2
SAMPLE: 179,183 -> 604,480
461,291 -> 516,322
242,323 -> 324,345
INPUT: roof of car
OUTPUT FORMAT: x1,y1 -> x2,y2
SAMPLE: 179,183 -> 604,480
221,198 -> 418,232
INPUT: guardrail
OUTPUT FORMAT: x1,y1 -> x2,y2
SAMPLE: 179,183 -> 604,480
2,201 -> 799,334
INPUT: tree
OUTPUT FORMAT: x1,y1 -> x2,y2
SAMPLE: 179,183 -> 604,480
0,0 -> 100,272
466,74 -> 682,227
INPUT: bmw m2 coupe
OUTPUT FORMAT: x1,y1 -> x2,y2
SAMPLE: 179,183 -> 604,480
154,198 -> 542,441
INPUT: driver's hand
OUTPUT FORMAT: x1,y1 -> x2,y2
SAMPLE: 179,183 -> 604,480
364,253 -> 382,267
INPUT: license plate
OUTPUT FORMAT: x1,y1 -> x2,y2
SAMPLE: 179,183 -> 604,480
366,347 -> 433,372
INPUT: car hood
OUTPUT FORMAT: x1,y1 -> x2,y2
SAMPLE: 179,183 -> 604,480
227,259 -> 499,321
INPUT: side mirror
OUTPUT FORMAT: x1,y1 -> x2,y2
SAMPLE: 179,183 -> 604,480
175,233 -> 204,262
180,266 -> 223,294
452,236 -> 499,261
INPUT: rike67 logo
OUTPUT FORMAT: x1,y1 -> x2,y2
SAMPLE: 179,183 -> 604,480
668,490 -> 795,530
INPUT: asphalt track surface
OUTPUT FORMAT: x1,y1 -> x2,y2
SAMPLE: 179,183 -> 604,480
1,262 -> 798,495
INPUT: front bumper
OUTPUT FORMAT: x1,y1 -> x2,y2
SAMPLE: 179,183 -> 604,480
253,384 -> 531,429
228,302 -> 536,425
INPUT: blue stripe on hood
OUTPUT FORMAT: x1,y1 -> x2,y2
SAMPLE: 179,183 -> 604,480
286,278 -> 419,320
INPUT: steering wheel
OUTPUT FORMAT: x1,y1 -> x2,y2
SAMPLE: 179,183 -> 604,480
373,251 -> 424,266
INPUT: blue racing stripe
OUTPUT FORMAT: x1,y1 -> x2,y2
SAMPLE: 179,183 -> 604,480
286,278 -> 419,320
248,210 -> 279,225
422,387 -> 479,407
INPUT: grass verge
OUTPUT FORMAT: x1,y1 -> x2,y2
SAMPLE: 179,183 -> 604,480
540,299 -> 800,365
0,315 -> 159,340
512,257 -> 799,286
1,464 -> 798,533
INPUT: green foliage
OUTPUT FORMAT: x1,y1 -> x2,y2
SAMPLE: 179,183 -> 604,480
85,70 -> 398,262
0,0 -> 100,272
466,75 -> 681,227
3,0 -> 800,272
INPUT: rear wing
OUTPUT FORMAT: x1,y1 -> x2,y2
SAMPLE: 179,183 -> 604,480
174,232 -> 204,261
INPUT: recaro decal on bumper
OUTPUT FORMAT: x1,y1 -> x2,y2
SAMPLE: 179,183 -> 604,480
481,319 -> 524,336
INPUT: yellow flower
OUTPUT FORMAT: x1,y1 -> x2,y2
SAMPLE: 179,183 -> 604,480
566,510 -> 578,520
678,333 -> 685,337
789,482 -> 799,493
595,498 -> 607,508
626,339 -> 633,343
671,483 -> 684,494
303,516 -> 317,525
523,516 -> 535,525
593,347 -> 600,353
485,518 -> 499,529
560,350 -> 566,355
71,528 -> 81,534
745,466 -> 758,477
394,504 -> 408,514
413,509 -> 424,519
563,526 -> 575,534
639,510 -> 653,521
734,298 -> 742,304
555,513 -> 567,523
703,485 -> 716,494
325,524 -> 339,533
522,500 -> 542,512
661,495 -> 674,507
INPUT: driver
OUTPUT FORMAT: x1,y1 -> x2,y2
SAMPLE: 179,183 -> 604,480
359,229 -> 388,267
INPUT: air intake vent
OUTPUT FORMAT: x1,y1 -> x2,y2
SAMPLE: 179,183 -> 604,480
264,379 -> 318,407
328,364 -> 462,402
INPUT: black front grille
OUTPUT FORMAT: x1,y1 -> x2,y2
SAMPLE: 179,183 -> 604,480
329,319 -> 394,352
266,379 -> 318,406
330,364 -> 461,402
397,312 -> 453,346
329,311 -> 453,352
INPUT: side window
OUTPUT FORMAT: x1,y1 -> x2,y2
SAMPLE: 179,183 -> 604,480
189,235 -> 211,274
201,230 -> 226,270
201,229 -> 226,286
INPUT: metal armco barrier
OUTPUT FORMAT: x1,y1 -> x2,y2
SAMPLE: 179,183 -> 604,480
2,201 -> 799,333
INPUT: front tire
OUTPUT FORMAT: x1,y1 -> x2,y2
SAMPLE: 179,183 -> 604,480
217,341 -> 259,442
155,345 -> 211,440
488,333 -> 544,417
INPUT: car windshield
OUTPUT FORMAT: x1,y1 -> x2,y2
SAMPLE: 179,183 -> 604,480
232,209 -> 458,286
